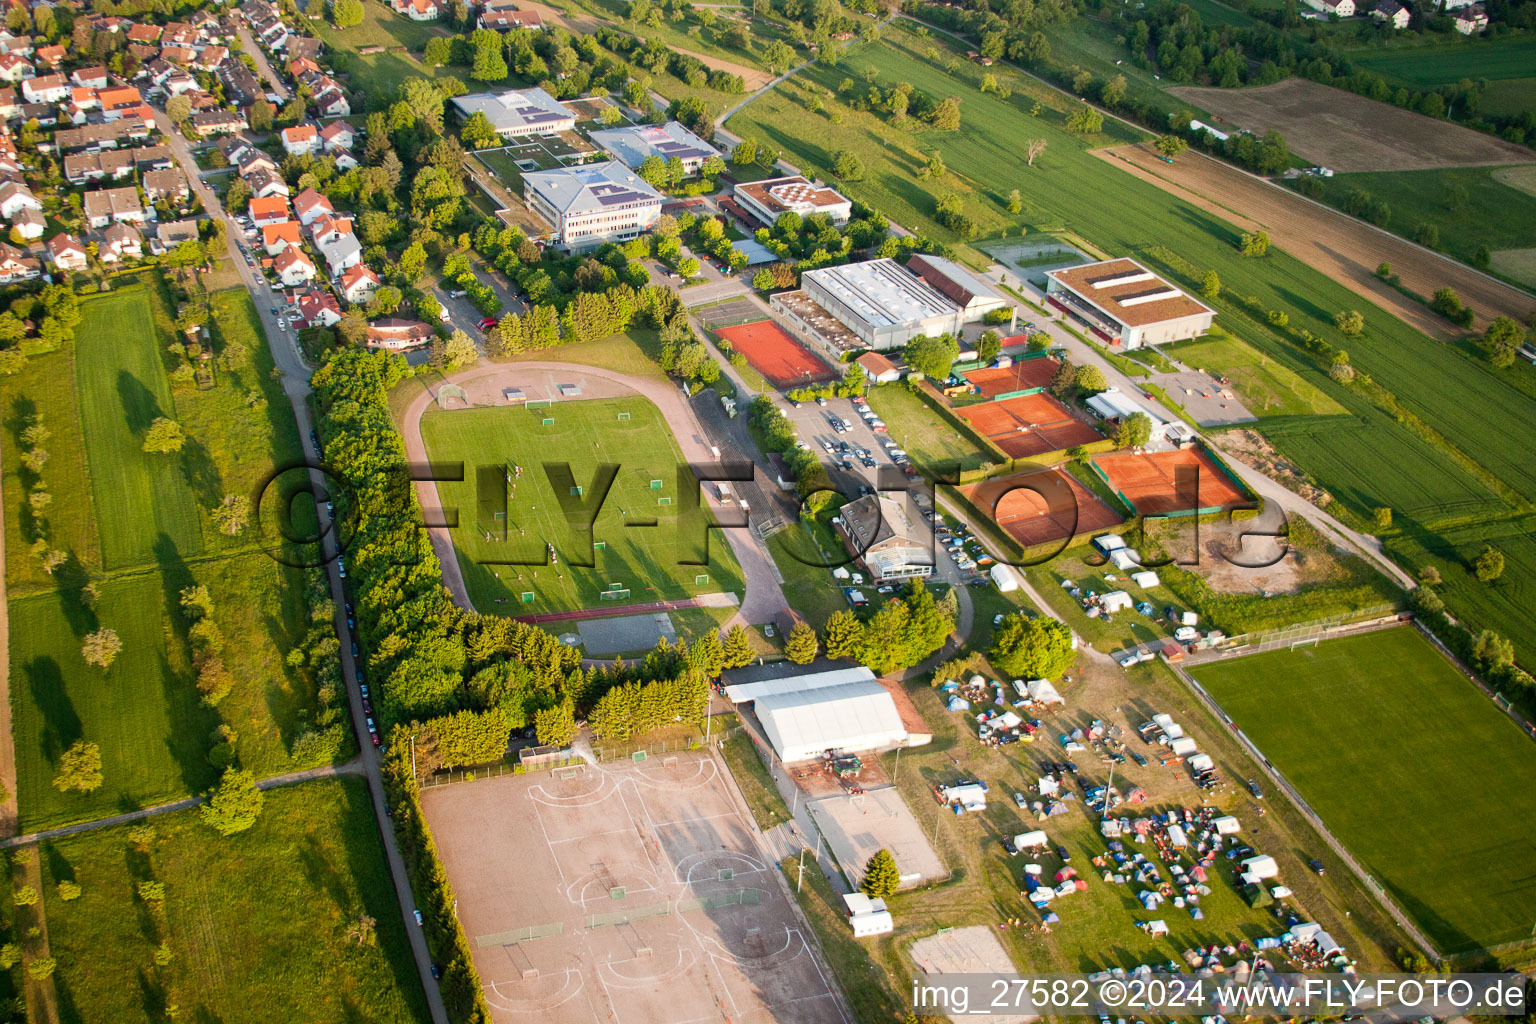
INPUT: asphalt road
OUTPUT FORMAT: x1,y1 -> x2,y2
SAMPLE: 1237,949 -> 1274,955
157,107 -> 451,1024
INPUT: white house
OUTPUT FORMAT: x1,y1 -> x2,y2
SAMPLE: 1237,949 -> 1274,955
1454,4 -> 1488,31
523,161 -> 662,252
280,124 -> 320,155
46,233 -> 88,271
292,188 -> 334,226
1373,0 -> 1410,27
273,247 -> 318,287
391,0 -> 441,20
1302,0 -> 1354,15
337,263 -> 381,304
318,232 -> 362,276
0,181 -> 41,219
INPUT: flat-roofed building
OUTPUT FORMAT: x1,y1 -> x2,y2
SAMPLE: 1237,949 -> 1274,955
798,258 -> 962,350
523,160 -> 662,252
589,121 -> 721,176
450,88 -> 574,138
733,175 -> 852,227
1045,257 -> 1215,349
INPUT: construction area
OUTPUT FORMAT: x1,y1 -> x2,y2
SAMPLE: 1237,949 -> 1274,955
1091,447 -> 1251,517
959,468 -> 1123,548
957,392 -> 1106,459
420,753 -> 848,1024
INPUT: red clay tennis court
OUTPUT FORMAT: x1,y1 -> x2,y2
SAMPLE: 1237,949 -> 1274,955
715,319 -> 836,389
964,356 -> 1060,399
1092,447 -> 1250,515
960,468 -> 1122,548
957,392 -> 1105,459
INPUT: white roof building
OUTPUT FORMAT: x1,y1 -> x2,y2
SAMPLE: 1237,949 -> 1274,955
731,667 -> 910,763
800,259 -> 963,351
590,121 -> 721,176
452,88 -> 575,138
842,893 -> 894,937
523,160 -> 663,252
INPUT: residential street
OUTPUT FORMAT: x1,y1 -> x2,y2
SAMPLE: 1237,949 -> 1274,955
156,107 -> 451,1024
236,25 -> 291,102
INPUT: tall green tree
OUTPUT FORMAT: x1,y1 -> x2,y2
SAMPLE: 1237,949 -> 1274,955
822,609 -> 865,660
52,740 -> 103,794
200,768 -> 264,836
989,614 -> 1074,680
785,621 -> 818,664
860,848 -> 900,899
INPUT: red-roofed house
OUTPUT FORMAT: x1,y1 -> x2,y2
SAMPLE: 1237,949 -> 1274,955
262,220 -> 303,255
298,289 -> 342,327
248,194 -> 290,227
273,247 -> 318,287
337,263 -> 381,304
390,0 -> 441,20
126,23 -> 163,43
34,44 -> 65,66
292,187 -> 334,226
281,124 -> 320,155
319,121 -> 355,152
47,233 -> 88,271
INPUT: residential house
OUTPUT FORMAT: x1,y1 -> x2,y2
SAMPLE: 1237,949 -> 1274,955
0,242 -> 39,283
161,70 -> 201,97
18,102 -> 55,126
99,221 -> 143,262
273,247 -> 318,286
152,219 -> 200,255
1373,0 -> 1410,27
142,167 -> 190,205
280,124 -> 319,155
1454,4 -> 1488,32
71,67 -> 110,89
189,108 -> 247,136
195,46 -> 228,72
479,5 -> 544,29
218,57 -> 261,106
0,54 -> 34,83
0,87 -> 16,119
390,0 -> 441,20
318,121 -> 355,152
159,45 -> 199,67
261,219 -> 302,255
292,187 -> 334,226
311,84 -> 350,117
53,118 -> 152,153
835,494 -> 933,581
308,212 -> 353,246
245,167 -> 290,199
33,45 -> 65,67
337,263 -> 381,304
1302,0 -> 1355,14
21,74 -> 68,104
318,232 -> 361,276
248,194 -> 290,227
287,37 -> 323,63
0,31 -> 32,56
298,288 -> 342,327
99,86 -> 146,119
287,56 -> 322,78
0,180 -> 41,219
46,233 -> 88,271
11,206 -> 43,240
83,185 -> 147,228
365,317 -> 434,350
126,23 -> 163,44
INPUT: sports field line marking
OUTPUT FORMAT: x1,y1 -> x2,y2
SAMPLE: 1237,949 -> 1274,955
596,947 -> 696,987
690,924 -> 795,966
646,809 -> 740,828
795,924 -> 853,1024
482,967 -> 585,1015
529,790 -> 570,890
544,826 -> 650,845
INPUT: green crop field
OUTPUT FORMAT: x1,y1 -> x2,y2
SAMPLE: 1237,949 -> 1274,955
1164,329 -> 1346,418
1481,77 -> 1536,118
1345,36 -> 1536,87
75,288 -> 205,570
1194,627 -> 1536,954
1291,166 -> 1536,271
39,778 -> 429,1024
418,396 -> 744,613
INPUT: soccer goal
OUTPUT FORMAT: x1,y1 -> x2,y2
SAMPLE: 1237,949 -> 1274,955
1289,636 -> 1320,651
556,764 -> 586,779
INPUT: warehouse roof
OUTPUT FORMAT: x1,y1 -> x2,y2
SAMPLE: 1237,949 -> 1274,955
589,120 -> 720,169
802,258 -> 956,328
753,678 -> 908,762
1046,258 -> 1214,328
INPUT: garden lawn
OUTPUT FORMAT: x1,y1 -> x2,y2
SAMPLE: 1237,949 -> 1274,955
74,287 -> 203,571
1289,165 -> 1536,275
1193,627 -> 1536,954
0,334 -> 97,592
418,396 -> 744,613
310,2 -> 454,105
764,525 -> 849,630
1163,329 -> 1345,418
39,777 -> 429,1024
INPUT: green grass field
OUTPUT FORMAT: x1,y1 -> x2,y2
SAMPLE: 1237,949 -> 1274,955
1194,627 -> 1536,954
1345,35 -> 1536,87
74,288 -> 204,570
864,382 -> 996,474
1164,329 -> 1347,418
418,396 -> 744,613
39,778 -> 429,1024
311,1 -> 454,105
1291,165 -> 1536,272
1481,77 -> 1536,118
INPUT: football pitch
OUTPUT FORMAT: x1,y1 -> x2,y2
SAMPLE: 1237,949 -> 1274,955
1194,627 -> 1536,954
418,397 -> 744,614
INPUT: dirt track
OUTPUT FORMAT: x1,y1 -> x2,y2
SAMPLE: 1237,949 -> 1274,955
1097,144 -> 1536,335
1168,79 -> 1536,172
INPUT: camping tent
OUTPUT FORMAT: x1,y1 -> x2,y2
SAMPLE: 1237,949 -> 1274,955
1102,590 -> 1133,613
990,563 -> 1022,592
1242,884 -> 1273,908
941,783 -> 988,811
1027,679 -> 1065,704
1166,824 -> 1189,848
1109,549 -> 1140,570
1093,534 -> 1126,554
1243,855 -> 1279,879
1131,570 -> 1160,588
1145,920 -> 1169,936
1169,737 -> 1199,757
1012,830 -> 1049,849
1213,816 -> 1241,835
1188,754 -> 1215,773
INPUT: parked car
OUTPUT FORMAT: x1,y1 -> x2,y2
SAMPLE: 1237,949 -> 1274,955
413,908 -> 424,926
1055,844 -> 1071,862
1247,779 -> 1264,799
1012,792 -> 1028,809
478,317 -> 498,331
1309,859 -> 1326,875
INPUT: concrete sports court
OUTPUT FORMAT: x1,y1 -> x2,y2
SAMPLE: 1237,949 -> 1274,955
805,787 -> 947,890
421,752 -> 849,1024
909,926 -> 1031,1024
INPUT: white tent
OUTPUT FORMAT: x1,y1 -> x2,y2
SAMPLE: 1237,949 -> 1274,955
990,563 -> 1022,592
1153,713 -> 1178,732
1188,754 -> 1215,773
1013,830 -> 1049,849
1109,549 -> 1141,570
843,893 -> 894,937
940,783 -> 988,811
1093,534 -> 1126,553
1169,736 -> 1198,757
1102,590 -> 1133,612
1166,824 -> 1188,848
1131,570 -> 1160,588
1242,855 -> 1279,879
1145,920 -> 1169,936
1213,815 -> 1241,835
1027,679 -> 1065,704
752,676 -> 909,763
1038,777 -> 1060,796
